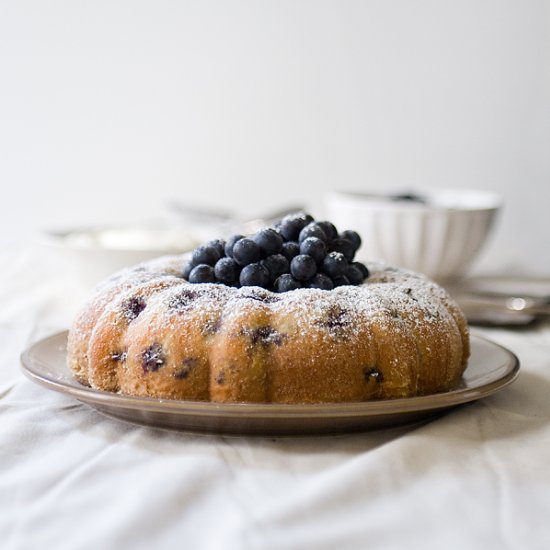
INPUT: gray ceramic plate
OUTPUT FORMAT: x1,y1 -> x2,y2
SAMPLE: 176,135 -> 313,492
20,331 -> 519,435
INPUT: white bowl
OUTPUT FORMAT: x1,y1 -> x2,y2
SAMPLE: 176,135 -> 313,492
41,225 -> 198,288
324,189 -> 501,282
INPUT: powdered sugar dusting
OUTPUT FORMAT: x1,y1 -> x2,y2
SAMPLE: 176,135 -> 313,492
90,254 -> 458,343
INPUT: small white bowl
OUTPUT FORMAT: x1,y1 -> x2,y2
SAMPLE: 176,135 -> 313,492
324,188 -> 501,282
41,225 -> 198,288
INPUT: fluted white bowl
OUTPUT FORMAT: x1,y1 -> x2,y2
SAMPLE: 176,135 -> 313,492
324,189 -> 501,282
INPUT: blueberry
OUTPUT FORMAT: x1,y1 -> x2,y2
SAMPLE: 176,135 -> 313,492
280,212 -> 314,241
346,263 -> 365,285
232,238 -> 261,266
208,239 -> 226,258
339,230 -> 361,252
142,343 -> 165,373
322,251 -> 348,278
182,261 -> 194,280
274,273 -> 302,292
239,262 -> 270,287
332,275 -> 351,287
308,273 -> 334,290
224,234 -> 245,258
191,244 -> 222,266
281,241 -> 300,262
352,261 -> 369,279
317,221 -> 338,242
168,288 -> 200,310
261,254 -> 289,279
299,237 -> 326,264
253,228 -> 283,256
298,222 -> 328,244
121,296 -> 146,322
330,238 -> 355,262
214,257 -> 239,284
185,216 -> 365,290
290,254 -> 317,281
189,264 -> 216,284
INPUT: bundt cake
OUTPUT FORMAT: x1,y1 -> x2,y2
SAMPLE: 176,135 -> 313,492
67,211 -> 470,403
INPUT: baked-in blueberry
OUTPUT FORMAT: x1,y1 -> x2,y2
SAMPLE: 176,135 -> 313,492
290,254 -> 317,281
239,262 -> 270,287
281,241 -> 300,262
299,237 -> 326,264
322,251 -> 348,278
189,264 -> 216,283
168,288 -> 200,310
274,273 -> 302,292
142,343 -> 165,373
280,212 -> 314,241
298,222 -> 328,244
262,254 -> 289,280
121,296 -> 146,322
238,288 -> 280,303
339,230 -> 361,252
320,305 -> 351,332
174,357 -> 199,379
202,318 -> 221,335
191,244 -> 222,266
232,238 -> 261,266
214,257 -> 239,284
308,273 -> 334,290
253,228 -> 283,256
329,238 -> 355,262
242,325 -> 284,347
224,234 -> 245,258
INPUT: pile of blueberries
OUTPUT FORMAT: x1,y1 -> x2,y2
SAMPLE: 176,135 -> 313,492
183,212 -> 369,292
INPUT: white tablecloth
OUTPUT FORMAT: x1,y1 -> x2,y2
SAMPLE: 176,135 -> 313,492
1,246 -> 550,550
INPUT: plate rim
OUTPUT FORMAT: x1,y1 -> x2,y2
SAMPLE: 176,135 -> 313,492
20,330 -> 520,419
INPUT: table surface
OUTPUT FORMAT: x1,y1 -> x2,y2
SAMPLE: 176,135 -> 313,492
1,246 -> 550,550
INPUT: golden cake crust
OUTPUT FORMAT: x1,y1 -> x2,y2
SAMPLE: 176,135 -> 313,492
67,255 -> 470,403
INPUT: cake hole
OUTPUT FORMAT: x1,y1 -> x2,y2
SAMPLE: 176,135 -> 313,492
364,367 -> 383,384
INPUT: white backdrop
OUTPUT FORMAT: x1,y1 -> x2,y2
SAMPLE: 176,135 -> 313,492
1,0 -> 549,274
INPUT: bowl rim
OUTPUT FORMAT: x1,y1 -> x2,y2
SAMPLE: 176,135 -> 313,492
40,225 -> 197,255
325,187 -> 502,212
